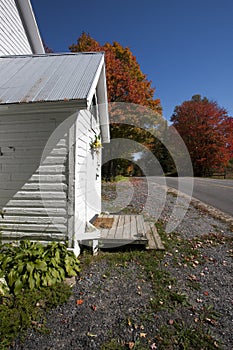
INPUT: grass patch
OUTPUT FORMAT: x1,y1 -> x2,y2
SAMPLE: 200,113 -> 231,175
101,338 -> 125,349
155,220 -> 203,268
193,232 -> 233,247
0,282 -> 72,349
115,175 -> 130,182
102,175 -> 130,183
156,320 -> 222,350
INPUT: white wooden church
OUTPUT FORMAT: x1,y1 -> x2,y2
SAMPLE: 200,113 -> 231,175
0,0 -> 110,255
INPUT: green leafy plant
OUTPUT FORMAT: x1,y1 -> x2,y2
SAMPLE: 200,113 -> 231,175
0,241 -> 80,295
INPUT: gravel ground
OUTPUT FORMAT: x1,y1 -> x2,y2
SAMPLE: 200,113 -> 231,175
11,178 -> 233,350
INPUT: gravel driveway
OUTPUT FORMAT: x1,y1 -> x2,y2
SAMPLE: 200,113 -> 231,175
11,178 -> 233,350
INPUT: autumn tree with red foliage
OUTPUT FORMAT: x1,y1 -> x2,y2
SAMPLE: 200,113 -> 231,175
223,116 -> 233,158
171,95 -> 233,176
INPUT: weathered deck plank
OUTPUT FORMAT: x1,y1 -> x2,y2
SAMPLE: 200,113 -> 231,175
117,215 -> 125,239
136,215 -> 146,238
145,221 -> 165,250
97,214 -> 147,247
100,214 -> 119,239
123,215 -> 131,240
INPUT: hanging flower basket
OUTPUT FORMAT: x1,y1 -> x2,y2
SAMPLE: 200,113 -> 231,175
90,134 -> 102,152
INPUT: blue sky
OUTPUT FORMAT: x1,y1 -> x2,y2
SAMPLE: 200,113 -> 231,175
31,0 -> 233,121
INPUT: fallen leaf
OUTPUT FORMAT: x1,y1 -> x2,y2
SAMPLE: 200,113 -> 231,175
87,332 -> 97,337
76,299 -> 84,305
203,291 -> 209,296
140,332 -> 147,338
188,274 -> 197,281
31,321 -> 43,328
91,305 -> 97,311
60,318 -> 68,324
196,298 -> 203,303
168,319 -> 174,325
150,344 -> 158,350
128,341 -> 135,349
205,318 -> 218,326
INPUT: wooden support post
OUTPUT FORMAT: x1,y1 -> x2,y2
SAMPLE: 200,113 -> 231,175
93,239 -> 98,256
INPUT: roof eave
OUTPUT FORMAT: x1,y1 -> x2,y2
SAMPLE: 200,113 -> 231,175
0,99 -> 88,115
86,55 -> 110,143
96,62 -> 110,143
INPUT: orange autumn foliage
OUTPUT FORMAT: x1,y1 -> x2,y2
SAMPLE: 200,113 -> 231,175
69,32 -> 161,114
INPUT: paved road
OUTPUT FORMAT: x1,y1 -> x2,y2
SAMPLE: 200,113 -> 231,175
151,177 -> 233,217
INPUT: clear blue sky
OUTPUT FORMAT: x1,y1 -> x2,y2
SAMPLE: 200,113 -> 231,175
31,0 -> 233,121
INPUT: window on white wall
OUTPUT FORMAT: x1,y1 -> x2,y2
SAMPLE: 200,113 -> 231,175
90,93 -> 99,123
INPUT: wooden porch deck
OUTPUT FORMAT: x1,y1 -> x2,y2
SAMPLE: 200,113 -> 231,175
81,214 -> 165,251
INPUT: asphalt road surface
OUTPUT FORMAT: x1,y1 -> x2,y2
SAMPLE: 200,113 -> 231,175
151,177 -> 233,217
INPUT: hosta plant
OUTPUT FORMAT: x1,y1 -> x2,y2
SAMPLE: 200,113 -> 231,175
0,275 -> 10,296
0,241 -> 80,295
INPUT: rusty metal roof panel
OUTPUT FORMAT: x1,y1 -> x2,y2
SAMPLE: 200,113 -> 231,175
0,53 -> 104,105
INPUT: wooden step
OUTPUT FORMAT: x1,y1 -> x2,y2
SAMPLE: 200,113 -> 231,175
144,221 -> 165,250
83,214 -> 165,253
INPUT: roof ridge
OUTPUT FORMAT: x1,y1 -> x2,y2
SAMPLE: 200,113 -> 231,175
0,52 -> 105,59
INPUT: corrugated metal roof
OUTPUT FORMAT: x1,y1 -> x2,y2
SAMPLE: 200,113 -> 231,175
0,52 -> 104,105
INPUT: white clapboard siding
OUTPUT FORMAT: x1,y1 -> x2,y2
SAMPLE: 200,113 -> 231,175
0,223 -> 67,232
0,231 -> 66,243
3,207 -> 67,216
0,0 -> 33,55
6,200 -> 66,208
2,215 -> 67,224
74,110 -> 101,242
21,174 -> 67,182
7,191 -> 66,199
0,112 -> 70,242
0,182 -> 67,192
